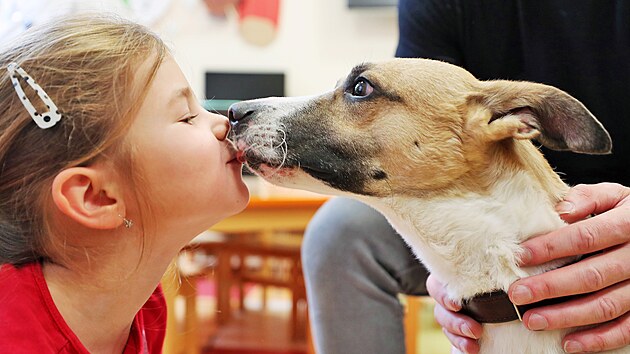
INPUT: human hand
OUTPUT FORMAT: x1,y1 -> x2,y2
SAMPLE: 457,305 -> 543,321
509,183 -> 630,353
428,183 -> 630,353
426,274 -> 482,354
203,0 -> 240,17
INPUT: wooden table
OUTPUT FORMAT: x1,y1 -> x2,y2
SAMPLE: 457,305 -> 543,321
163,179 -> 329,354
211,195 -> 329,233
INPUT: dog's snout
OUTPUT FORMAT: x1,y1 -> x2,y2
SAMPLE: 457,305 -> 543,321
227,103 -> 255,125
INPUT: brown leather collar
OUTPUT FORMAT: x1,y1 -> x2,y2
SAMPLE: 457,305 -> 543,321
460,290 -> 572,323
460,255 -> 588,323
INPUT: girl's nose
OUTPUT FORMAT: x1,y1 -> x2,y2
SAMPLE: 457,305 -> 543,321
212,114 -> 230,141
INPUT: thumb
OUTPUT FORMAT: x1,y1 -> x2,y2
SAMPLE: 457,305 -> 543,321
557,183 -> 629,224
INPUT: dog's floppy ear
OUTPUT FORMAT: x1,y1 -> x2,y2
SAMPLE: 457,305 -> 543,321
467,80 -> 612,154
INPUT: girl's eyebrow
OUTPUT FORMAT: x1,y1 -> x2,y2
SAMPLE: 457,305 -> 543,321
167,87 -> 193,106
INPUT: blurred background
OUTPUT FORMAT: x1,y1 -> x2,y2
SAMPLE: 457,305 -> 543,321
1,0 -> 397,102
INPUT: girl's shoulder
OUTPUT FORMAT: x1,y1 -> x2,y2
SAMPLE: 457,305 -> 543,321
0,262 -> 86,353
0,262 -> 41,310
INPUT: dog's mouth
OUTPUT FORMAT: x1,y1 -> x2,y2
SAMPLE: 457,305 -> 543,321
299,165 -> 333,180
236,141 -> 336,183
231,120 -> 374,195
231,120 -> 291,171
235,141 -> 292,173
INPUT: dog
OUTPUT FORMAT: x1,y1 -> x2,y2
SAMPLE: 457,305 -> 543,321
228,58 -> 621,354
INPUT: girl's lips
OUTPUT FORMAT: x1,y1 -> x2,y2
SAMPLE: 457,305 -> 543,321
236,150 -> 247,163
225,139 -> 243,164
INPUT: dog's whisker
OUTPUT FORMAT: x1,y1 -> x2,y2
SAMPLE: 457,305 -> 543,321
277,139 -> 288,170
267,140 -> 288,176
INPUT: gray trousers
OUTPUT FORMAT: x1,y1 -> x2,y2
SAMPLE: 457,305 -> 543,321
302,197 -> 430,354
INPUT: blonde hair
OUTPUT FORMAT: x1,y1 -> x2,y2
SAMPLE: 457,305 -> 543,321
0,14 -> 167,265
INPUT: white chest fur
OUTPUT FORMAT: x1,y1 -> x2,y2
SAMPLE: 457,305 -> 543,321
367,171 -> 566,299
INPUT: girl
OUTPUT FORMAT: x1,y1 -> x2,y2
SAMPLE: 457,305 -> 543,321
0,15 -> 249,353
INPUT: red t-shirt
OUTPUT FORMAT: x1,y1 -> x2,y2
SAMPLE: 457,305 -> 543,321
0,262 -> 166,353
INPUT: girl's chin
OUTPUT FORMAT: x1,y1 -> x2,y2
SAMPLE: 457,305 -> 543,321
232,181 -> 250,210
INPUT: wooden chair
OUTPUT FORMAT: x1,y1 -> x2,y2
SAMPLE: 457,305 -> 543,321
168,239 -> 434,354
164,244 -> 219,354
169,230 -> 308,354
220,230 -> 308,341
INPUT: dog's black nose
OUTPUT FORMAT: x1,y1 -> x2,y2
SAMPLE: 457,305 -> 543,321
227,103 -> 254,124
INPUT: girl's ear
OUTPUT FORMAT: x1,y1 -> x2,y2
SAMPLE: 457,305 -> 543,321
51,167 -> 126,230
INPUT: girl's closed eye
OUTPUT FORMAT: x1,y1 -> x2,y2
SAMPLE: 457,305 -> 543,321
180,113 -> 199,124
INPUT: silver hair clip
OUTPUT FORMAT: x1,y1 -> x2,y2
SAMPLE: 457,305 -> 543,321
7,62 -> 61,129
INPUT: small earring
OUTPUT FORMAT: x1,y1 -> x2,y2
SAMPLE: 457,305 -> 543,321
118,214 -> 133,229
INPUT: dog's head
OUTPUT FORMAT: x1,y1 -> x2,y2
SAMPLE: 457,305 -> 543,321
229,59 -> 611,197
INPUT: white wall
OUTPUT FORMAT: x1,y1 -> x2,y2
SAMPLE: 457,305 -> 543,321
153,0 -> 399,98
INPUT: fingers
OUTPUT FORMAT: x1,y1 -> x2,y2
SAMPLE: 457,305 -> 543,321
562,312 -> 630,353
510,244 -> 630,303
519,203 -> 630,267
518,279 -> 630,331
426,274 -> 461,312
433,301 -> 483,339
442,328 -> 480,354
511,183 -> 630,352
426,274 -> 483,353
520,183 -> 630,267
557,183 -> 630,224
433,302 -> 483,339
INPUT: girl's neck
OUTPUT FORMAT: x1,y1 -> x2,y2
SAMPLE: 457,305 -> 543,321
41,235 -> 173,354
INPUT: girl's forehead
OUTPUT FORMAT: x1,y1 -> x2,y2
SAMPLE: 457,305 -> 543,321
130,58 -> 192,130
144,56 -> 189,99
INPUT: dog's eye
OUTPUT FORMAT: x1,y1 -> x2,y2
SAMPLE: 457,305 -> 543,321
352,78 -> 374,97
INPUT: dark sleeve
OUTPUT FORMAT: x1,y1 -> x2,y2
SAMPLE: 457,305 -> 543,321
395,0 -> 464,66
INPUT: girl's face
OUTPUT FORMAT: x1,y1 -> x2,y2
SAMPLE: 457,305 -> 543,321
127,56 -> 249,234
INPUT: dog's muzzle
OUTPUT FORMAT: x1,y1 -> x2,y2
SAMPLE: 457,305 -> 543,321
227,98 -> 380,195
227,101 -> 289,170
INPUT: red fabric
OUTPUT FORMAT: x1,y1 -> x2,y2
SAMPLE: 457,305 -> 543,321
0,262 -> 166,353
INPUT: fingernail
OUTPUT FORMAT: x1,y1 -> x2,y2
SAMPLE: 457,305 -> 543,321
527,314 -> 548,331
518,248 -> 533,264
564,340 -> 584,353
555,201 -> 575,215
460,323 -> 477,339
447,299 -> 461,311
511,285 -> 533,305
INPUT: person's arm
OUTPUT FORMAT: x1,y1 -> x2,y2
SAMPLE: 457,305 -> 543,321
430,183 -> 630,354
